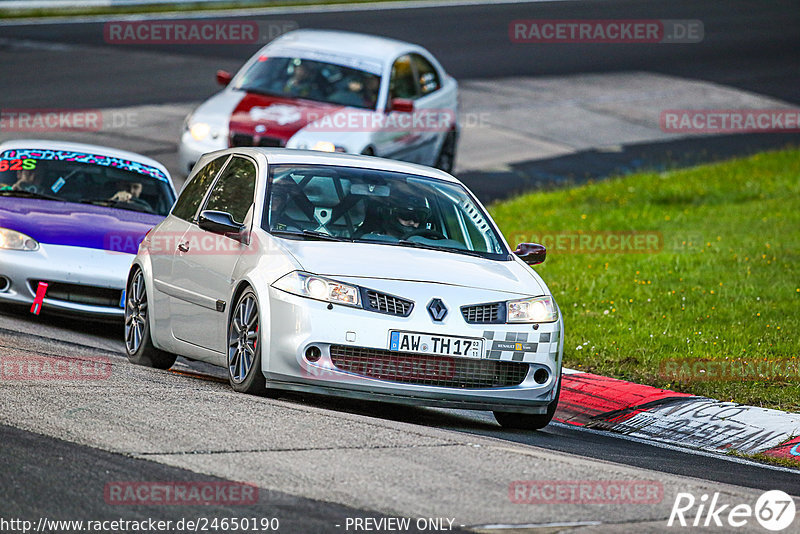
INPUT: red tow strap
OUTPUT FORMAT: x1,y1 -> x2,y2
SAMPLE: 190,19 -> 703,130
31,281 -> 48,315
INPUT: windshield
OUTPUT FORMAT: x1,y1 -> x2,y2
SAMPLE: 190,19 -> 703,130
235,57 -> 382,110
264,165 -> 509,260
0,149 -> 175,216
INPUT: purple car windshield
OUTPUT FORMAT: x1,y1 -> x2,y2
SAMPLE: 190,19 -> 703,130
0,148 -> 174,216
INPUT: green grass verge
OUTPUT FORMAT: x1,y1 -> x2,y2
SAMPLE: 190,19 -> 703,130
490,148 -> 800,412
728,449 -> 800,469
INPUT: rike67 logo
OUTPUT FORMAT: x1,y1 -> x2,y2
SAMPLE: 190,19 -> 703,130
668,490 -> 796,531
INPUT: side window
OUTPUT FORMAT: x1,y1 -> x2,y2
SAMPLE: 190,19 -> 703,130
388,55 -> 420,100
203,156 -> 257,224
171,156 -> 227,222
411,54 -> 440,96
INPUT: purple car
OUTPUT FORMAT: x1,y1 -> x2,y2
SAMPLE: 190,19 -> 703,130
0,140 -> 176,318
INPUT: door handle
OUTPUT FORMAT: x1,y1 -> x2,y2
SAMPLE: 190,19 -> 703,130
177,242 -> 190,253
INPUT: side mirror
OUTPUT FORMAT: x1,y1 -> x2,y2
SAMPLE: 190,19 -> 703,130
389,98 -> 414,113
216,70 -> 233,87
514,243 -> 546,265
198,210 -> 244,236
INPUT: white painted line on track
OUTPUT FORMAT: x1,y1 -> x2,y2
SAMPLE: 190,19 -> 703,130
472,521 -> 604,530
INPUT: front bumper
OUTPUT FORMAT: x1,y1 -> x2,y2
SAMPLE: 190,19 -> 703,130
265,284 -> 564,414
0,244 -> 133,317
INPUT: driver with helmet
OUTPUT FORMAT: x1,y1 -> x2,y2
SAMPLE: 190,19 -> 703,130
380,194 -> 432,239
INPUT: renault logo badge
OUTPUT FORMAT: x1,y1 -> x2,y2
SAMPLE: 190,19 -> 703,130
427,298 -> 448,322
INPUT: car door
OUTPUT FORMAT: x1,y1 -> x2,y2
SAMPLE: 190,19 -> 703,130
373,54 -> 424,163
150,155 -> 229,330
170,155 -> 257,356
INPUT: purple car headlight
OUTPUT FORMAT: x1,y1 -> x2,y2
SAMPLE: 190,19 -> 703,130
0,228 -> 39,251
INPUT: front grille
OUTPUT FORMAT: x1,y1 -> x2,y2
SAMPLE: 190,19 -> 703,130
230,133 -> 284,148
365,290 -> 413,317
462,302 -> 502,324
329,345 -> 529,388
29,280 -> 122,308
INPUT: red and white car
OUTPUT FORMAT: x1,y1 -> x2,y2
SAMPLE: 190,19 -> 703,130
178,29 -> 459,175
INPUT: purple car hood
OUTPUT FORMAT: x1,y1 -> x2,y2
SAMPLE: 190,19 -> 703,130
0,197 -> 164,254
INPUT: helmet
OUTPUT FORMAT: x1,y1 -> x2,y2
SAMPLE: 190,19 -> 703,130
383,194 -> 431,236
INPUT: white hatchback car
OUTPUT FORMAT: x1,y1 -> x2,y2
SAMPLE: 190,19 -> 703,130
126,148 -> 562,429
178,29 -> 458,175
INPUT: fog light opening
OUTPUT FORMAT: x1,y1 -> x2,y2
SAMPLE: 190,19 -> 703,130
533,368 -> 549,384
0,276 -> 10,292
305,345 -> 322,363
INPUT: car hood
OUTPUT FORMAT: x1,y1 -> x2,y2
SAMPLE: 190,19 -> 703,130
229,92 -> 343,143
0,197 -> 163,253
277,240 -> 546,296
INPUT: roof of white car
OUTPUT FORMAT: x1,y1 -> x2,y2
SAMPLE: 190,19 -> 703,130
0,139 -> 172,181
212,147 -> 460,184
268,29 -> 421,64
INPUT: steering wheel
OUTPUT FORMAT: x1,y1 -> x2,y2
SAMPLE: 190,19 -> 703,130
404,228 -> 447,240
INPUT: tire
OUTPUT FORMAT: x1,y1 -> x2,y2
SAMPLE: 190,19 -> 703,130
124,268 -> 177,370
227,288 -> 267,394
361,147 -> 375,156
493,371 -> 561,430
434,130 -> 457,173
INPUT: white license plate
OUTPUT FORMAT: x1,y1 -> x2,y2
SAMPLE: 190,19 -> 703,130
389,331 -> 484,359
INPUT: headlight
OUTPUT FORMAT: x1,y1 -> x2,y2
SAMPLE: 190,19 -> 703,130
0,228 -> 39,251
311,141 -> 346,153
507,296 -> 557,323
189,122 -> 211,141
272,271 -> 360,307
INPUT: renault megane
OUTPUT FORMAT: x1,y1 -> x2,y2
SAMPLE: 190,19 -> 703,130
125,148 -> 562,429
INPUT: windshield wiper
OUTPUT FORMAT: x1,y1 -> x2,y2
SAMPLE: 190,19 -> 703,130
271,229 -> 351,242
396,239 -> 484,258
0,189 -> 63,201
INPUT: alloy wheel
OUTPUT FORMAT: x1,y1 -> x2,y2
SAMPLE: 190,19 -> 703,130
228,293 -> 259,383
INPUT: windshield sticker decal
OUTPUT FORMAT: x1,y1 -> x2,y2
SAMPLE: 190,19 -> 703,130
0,149 -> 168,182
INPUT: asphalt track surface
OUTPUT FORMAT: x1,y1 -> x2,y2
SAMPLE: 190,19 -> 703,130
1,306 -> 798,527
1,422 -> 446,534
1,0 -> 800,528
1,0 -> 798,108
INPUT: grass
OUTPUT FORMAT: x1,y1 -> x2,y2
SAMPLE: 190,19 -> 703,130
490,148 -> 800,413
728,450 -> 800,470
